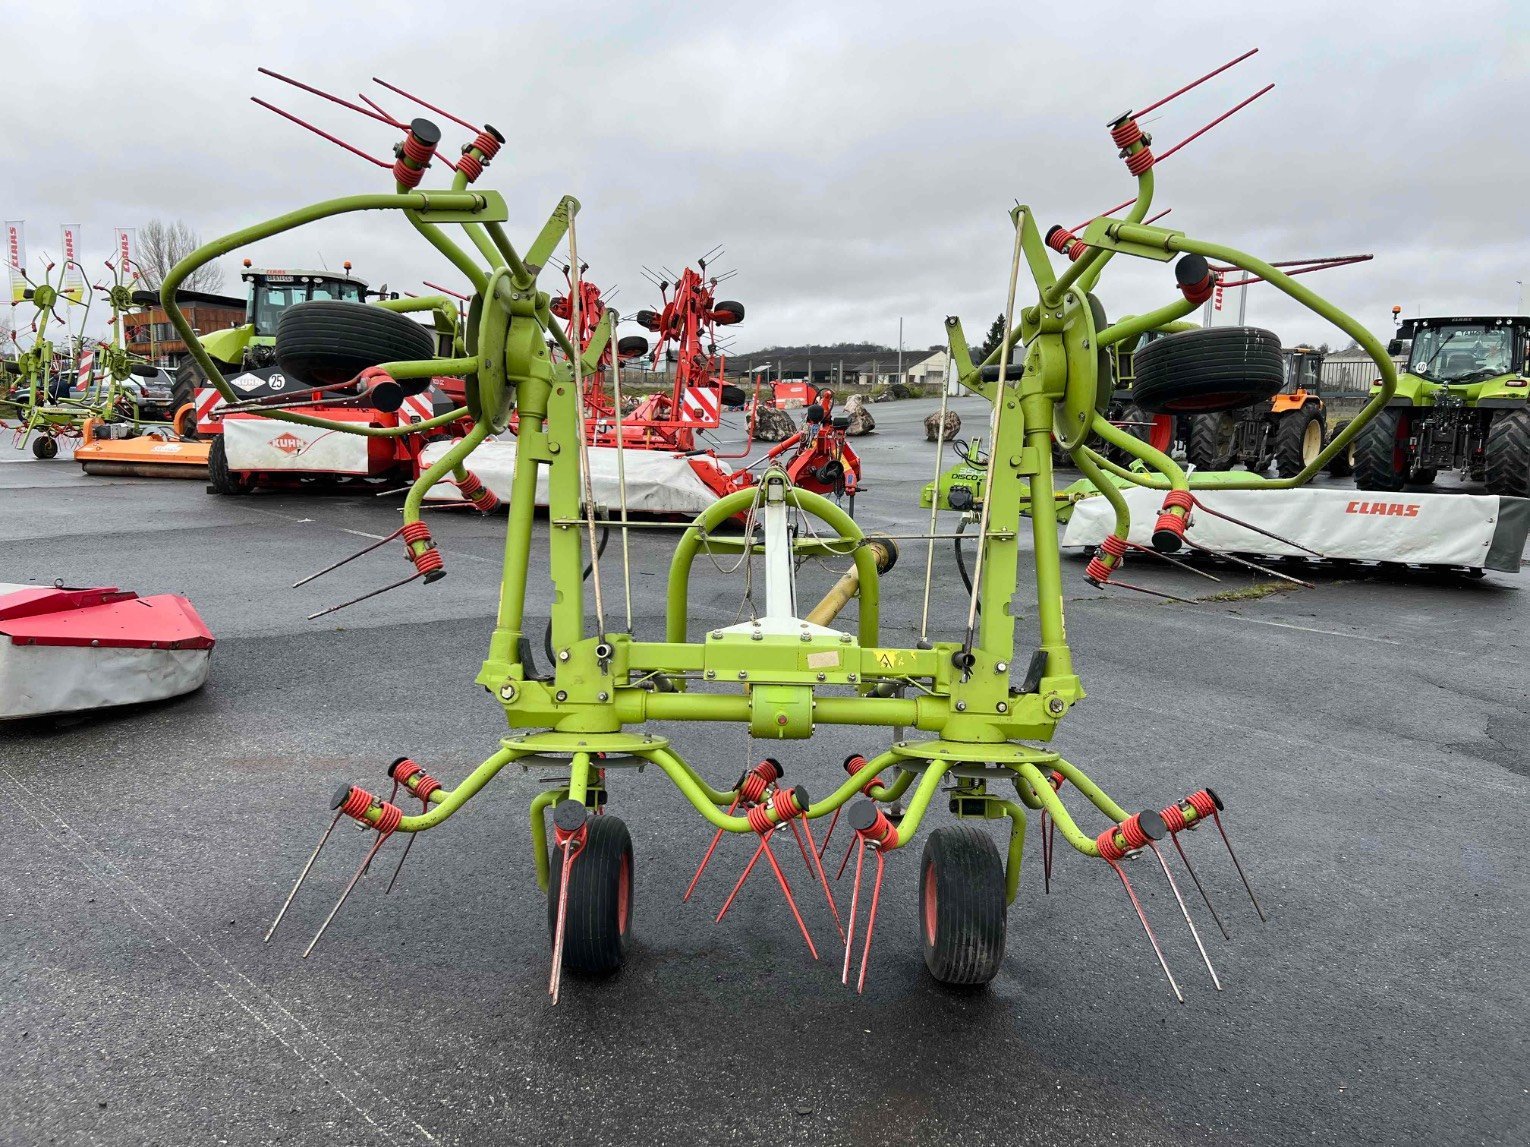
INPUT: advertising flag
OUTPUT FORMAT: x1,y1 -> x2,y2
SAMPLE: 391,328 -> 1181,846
5,221 -> 26,303
60,224 -> 85,302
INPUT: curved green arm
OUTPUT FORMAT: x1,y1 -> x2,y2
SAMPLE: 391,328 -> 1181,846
1089,412 -> 1188,490
1072,444 -> 1131,542
371,746 -> 525,833
1096,291 -> 1201,348
1016,762 -> 1100,858
664,482 -> 880,646
159,190 -> 490,436
1099,226 -> 1399,489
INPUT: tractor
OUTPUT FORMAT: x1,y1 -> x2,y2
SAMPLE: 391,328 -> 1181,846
1353,315 -> 1530,495
1180,344 -> 1328,477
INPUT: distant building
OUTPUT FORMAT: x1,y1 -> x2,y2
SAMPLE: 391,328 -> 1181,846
1321,345 -> 1405,395
729,348 -> 944,390
123,287 -> 245,366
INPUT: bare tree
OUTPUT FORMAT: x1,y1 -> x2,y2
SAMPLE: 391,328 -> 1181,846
135,219 -> 225,293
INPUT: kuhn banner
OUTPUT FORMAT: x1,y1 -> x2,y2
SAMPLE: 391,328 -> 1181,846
5,221 -> 25,303
60,225 -> 85,302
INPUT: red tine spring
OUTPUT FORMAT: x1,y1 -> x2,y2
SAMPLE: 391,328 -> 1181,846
683,760 -> 779,903
842,800 -> 895,992
1110,117 -> 1143,148
1125,146 -> 1155,176
1085,533 -> 1129,586
400,521 -> 445,579
456,471 -> 499,513
300,787 -> 406,958
1159,797 -> 1231,941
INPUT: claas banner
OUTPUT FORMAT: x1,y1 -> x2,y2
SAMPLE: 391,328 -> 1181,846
5,221 -> 25,303
60,224 -> 85,303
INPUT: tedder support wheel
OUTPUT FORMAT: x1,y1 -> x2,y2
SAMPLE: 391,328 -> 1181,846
274,300 -> 436,388
1325,417 -> 1356,477
207,435 -> 251,496
1353,408 -> 1409,491
1274,407 -> 1325,479
1484,408 -> 1530,497
1186,412 -> 1234,471
919,825 -> 1006,986
31,435 -> 59,460
1130,326 -> 1285,414
547,814 -> 633,976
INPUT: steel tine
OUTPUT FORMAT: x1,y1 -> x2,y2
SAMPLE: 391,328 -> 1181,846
1171,832 -> 1230,939
758,832 -> 818,959
1189,542 -> 1314,587
818,806 -> 841,859
787,815 -> 815,877
855,847 -> 887,994
1127,541 -> 1222,581
798,816 -> 844,940
1108,577 -> 1200,604
1042,809 -> 1054,894
714,834 -> 769,923
1107,858 -> 1184,1004
307,570 -> 425,621
548,836 -> 583,1003
1150,843 -> 1222,990
835,833 -> 857,881
302,829 -> 392,959
293,526 -> 404,588
265,809 -> 342,942
1214,812 -> 1267,921
842,838 -> 866,985
383,832 -> 417,896
683,794 -> 740,902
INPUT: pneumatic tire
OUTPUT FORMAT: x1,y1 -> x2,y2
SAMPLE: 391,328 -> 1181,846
275,301 -> 435,388
1484,408 -> 1530,498
207,434 -> 251,496
1353,408 -> 1409,491
1274,407 -> 1325,479
547,815 -> 633,976
919,825 -> 1006,987
1131,326 -> 1285,414
1187,412 -> 1235,471
1325,417 -> 1356,477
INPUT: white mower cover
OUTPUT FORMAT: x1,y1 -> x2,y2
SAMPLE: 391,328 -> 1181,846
420,439 -> 730,515
223,417 -> 373,474
1063,487 -> 1530,573
0,584 -> 214,721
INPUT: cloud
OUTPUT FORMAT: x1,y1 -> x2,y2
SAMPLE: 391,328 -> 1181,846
3,0 -> 1525,351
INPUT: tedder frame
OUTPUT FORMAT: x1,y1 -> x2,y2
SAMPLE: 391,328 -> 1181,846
162,59 -> 1397,1001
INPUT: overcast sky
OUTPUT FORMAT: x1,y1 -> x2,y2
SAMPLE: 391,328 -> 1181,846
3,0 -> 1526,355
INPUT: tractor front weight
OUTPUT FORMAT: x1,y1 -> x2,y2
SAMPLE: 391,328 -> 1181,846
174,60 -> 1393,1002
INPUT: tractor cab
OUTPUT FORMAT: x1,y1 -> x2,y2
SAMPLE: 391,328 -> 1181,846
1392,317 -> 1528,389
243,266 -> 368,337
1281,345 -> 1324,398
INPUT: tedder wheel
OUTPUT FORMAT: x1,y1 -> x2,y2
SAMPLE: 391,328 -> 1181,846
919,825 -> 1006,986
615,334 -> 650,359
1274,407 -> 1325,479
1353,408 -> 1409,491
207,435 -> 251,496
1325,417 -> 1356,477
1484,408 -> 1530,497
547,814 -> 633,976
31,435 -> 58,460
1130,327 -> 1285,414
712,300 -> 745,324
274,301 -> 436,388
1186,412 -> 1235,471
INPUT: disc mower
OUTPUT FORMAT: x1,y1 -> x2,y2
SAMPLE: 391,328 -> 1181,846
165,54 -> 1395,1002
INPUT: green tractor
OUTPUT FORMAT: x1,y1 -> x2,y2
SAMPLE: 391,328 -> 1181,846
1354,315 -> 1530,495
171,262 -> 371,418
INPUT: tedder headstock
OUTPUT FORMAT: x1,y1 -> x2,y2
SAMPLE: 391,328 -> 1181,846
167,54 -> 1395,1003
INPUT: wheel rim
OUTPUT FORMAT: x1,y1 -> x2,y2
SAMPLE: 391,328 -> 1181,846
1302,418 -> 1322,464
923,861 -> 937,947
617,853 -> 631,937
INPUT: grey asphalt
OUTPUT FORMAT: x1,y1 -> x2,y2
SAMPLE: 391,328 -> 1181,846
2,398 -> 1526,1147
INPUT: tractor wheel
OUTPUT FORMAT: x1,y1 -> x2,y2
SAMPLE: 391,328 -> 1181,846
1325,417 -> 1356,477
1484,408 -> 1530,497
275,301 -> 435,388
547,814 -> 633,976
1131,327 -> 1285,414
712,300 -> 745,325
919,825 -> 1006,987
207,435 -> 251,496
31,435 -> 58,460
172,358 -> 205,416
1186,412 -> 1235,471
1353,408 -> 1409,491
1274,407 -> 1325,479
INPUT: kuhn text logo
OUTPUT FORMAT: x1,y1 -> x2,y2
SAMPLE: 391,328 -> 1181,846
1346,500 -> 1420,517
270,431 -> 305,455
